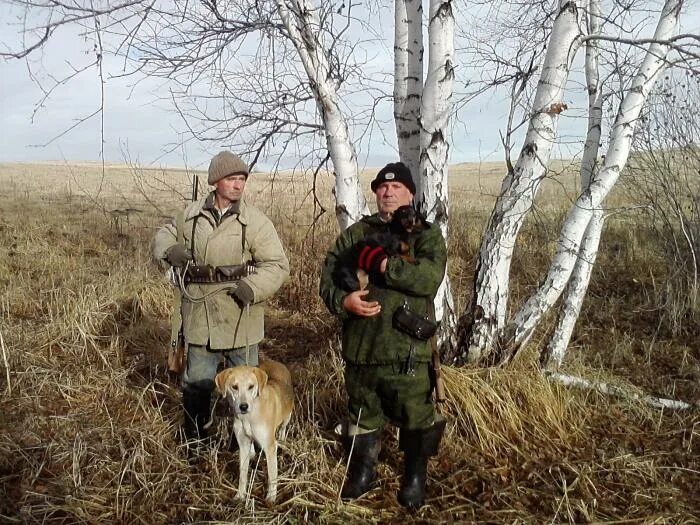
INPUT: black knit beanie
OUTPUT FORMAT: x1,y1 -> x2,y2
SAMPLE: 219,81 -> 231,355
370,162 -> 416,194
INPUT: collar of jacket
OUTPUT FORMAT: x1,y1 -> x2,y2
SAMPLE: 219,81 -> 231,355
360,213 -> 387,227
189,191 -> 249,225
360,210 -> 432,231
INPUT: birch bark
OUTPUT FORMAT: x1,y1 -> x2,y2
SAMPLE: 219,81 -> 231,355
544,0 -> 604,368
463,0 -> 585,363
510,0 -> 684,355
275,0 -> 369,230
546,372 -> 694,410
417,0 -> 457,348
394,0 -> 423,180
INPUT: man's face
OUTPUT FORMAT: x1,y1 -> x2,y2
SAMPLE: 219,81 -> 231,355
214,174 -> 247,203
375,181 -> 414,217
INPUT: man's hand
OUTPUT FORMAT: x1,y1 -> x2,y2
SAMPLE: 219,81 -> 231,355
342,290 -> 381,317
165,244 -> 193,268
228,281 -> 255,307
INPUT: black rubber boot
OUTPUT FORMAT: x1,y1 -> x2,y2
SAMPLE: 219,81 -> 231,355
182,385 -> 212,452
341,429 -> 382,500
397,418 -> 446,510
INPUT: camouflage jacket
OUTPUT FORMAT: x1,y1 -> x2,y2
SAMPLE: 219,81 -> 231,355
319,213 -> 447,365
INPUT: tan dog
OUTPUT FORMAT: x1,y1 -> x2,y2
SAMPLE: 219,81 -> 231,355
214,359 -> 294,503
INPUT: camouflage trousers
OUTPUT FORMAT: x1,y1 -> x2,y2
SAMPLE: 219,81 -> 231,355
344,362 -> 436,432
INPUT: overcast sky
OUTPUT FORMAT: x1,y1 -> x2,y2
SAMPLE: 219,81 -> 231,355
0,11 -> 214,170
0,51 -> 517,172
1,1 -> 672,172
0,1 -> 546,172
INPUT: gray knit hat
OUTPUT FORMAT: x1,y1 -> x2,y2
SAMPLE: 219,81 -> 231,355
208,151 -> 249,185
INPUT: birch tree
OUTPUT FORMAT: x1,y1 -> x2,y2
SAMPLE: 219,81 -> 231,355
275,0 -> 370,229
392,0 -> 457,349
542,0 -> 604,368
460,0 -> 587,364
502,0 -> 684,363
394,0 -> 423,180
455,0 -> 696,368
1,0 -> 373,229
417,0 -> 457,346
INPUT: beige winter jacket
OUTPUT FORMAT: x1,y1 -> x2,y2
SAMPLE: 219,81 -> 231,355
153,193 -> 289,349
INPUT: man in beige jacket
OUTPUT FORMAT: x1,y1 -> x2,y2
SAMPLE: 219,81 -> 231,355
153,151 -> 289,447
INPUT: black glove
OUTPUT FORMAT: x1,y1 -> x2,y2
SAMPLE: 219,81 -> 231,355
165,244 -> 193,267
228,281 -> 255,306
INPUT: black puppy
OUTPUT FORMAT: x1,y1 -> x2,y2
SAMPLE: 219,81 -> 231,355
334,205 -> 429,292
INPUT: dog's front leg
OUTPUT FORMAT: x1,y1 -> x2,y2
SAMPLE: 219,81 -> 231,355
264,440 -> 278,503
234,423 -> 252,501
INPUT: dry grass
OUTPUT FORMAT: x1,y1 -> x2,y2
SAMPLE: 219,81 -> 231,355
0,162 -> 698,524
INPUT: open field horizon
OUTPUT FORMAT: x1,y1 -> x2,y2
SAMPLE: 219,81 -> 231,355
0,161 -> 698,523
0,157 -> 583,213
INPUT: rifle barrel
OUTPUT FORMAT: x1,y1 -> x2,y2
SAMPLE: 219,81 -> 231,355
191,173 -> 198,202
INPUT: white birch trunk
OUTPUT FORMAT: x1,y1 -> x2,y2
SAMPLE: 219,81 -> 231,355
464,0 -> 585,363
546,372 -> 694,410
418,0 -> 453,223
544,211 -> 603,366
394,0 -> 423,179
544,0 -> 604,368
511,0 -> 683,353
275,0 -> 369,230
418,0 -> 457,350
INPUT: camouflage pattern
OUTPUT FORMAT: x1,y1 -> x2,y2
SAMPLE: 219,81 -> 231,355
319,213 -> 447,431
319,213 -> 447,365
344,362 -> 434,430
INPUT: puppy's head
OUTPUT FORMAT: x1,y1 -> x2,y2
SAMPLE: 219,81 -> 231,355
214,366 -> 269,416
391,205 -> 425,234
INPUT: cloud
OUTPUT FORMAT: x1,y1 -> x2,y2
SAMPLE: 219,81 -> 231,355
0,3 -> 592,171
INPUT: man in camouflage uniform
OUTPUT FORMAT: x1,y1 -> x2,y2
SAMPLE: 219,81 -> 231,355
153,151 -> 289,448
319,162 -> 447,509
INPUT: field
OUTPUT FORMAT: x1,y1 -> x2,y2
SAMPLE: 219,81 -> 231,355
0,160 -> 698,524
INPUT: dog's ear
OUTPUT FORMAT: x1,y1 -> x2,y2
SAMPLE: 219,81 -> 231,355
215,368 -> 236,394
253,367 -> 268,394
